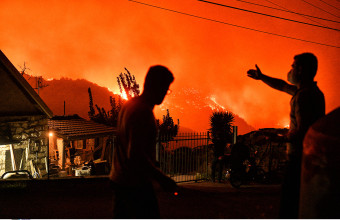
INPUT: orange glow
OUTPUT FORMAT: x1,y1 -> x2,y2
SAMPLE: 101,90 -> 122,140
1,1 -> 339,133
120,91 -> 129,101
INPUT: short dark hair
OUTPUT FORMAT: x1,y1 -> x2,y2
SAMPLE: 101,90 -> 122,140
294,52 -> 318,80
144,65 -> 174,91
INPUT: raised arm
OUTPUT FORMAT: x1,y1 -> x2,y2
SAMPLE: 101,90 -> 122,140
247,65 -> 297,95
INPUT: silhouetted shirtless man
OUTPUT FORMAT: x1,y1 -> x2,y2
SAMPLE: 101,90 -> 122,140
247,53 -> 325,218
109,65 -> 177,218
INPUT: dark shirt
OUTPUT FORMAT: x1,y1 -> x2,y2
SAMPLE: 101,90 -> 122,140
230,142 -> 250,170
212,140 -> 226,157
109,96 -> 157,186
288,82 -> 325,155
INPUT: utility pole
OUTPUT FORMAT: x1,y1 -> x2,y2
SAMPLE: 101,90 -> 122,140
18,62 -> 48,95
34,76 -> 48,95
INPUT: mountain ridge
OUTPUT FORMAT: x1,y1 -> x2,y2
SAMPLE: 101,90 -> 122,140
24,75 -> 255,134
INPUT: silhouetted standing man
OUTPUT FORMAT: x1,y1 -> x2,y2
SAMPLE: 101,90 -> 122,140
211,131 -> 227,182
247,53 -> 325,218
109,65 -> 177,218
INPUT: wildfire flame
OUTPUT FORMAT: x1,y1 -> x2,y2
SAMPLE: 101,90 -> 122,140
209,96 -> 226,110
120,91 -> 128,100
108,87 -> 129,100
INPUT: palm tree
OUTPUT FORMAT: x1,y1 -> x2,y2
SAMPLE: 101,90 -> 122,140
209,111 -> 234,143
209,111 -> 235,182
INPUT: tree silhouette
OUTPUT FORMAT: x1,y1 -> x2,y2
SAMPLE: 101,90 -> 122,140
109,95 -> 124,126
88,87 -> 124,127
88,87 -> 96,118
88,68 -> 139,127
88,68 -> 140,127
18,62 -> 31,76
209,111 -> 234,145
19,63 -> 48,94
117,68 -> 140,99
157,109 -> 179,142
88,68 -> 178,136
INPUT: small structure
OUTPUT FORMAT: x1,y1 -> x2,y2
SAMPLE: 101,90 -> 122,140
48,115 -> 116,175
239,128 -> 289,173
0,50 -> 53,179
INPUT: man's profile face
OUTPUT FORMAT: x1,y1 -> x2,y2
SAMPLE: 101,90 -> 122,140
287,60 -> 301,85
154,84 -> 171,105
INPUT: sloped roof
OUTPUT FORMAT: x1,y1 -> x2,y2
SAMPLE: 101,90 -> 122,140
48,115 -> 116,140
0,50 -> 53,118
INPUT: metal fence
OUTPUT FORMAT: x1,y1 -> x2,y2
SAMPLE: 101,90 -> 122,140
157,132 -> 210,183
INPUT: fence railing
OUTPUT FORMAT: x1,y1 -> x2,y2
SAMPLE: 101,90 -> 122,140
157,132 -> 210,183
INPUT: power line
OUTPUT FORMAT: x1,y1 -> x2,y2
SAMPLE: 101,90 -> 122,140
127,0 -> 340,48
317,0 -> 340,11
262,0 -> 330,26
197,0 -> 340,31
301,0 -> 340,18
234,0 -> 340,24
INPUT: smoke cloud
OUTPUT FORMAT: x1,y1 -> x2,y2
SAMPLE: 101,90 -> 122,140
1,0 -> 339,131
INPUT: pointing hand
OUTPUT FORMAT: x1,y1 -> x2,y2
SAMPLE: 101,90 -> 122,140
247,64 -> 263,80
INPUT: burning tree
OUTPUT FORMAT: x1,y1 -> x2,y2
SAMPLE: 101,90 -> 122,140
88,68 -> 179,136
88,68 -> 138,126
117,68 -> 140,99
88,87 -> 124,127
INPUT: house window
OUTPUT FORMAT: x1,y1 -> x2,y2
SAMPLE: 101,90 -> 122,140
86,139 -> 95,151
74,140 -> 84,149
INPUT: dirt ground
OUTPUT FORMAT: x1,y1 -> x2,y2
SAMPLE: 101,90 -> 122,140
0,178 -> 281,219
158,182 -> 281,219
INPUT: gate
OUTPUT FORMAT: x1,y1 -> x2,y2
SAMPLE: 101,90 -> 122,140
157,132 -> 210,183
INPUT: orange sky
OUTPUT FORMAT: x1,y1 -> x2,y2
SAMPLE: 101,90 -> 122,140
1,0 -> 339,131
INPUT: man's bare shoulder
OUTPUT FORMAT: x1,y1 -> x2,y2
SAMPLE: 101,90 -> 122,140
122,97 -> 153,120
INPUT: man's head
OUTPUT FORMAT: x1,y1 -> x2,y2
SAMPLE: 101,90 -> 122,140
288,52 -> 318,85
143,65 -> 174,105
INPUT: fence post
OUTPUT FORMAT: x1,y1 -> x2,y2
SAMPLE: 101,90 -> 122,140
233,126 -> 238,144
158,131 -> 214,183
206,131 -> 210,180
156,132 -> 160,164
